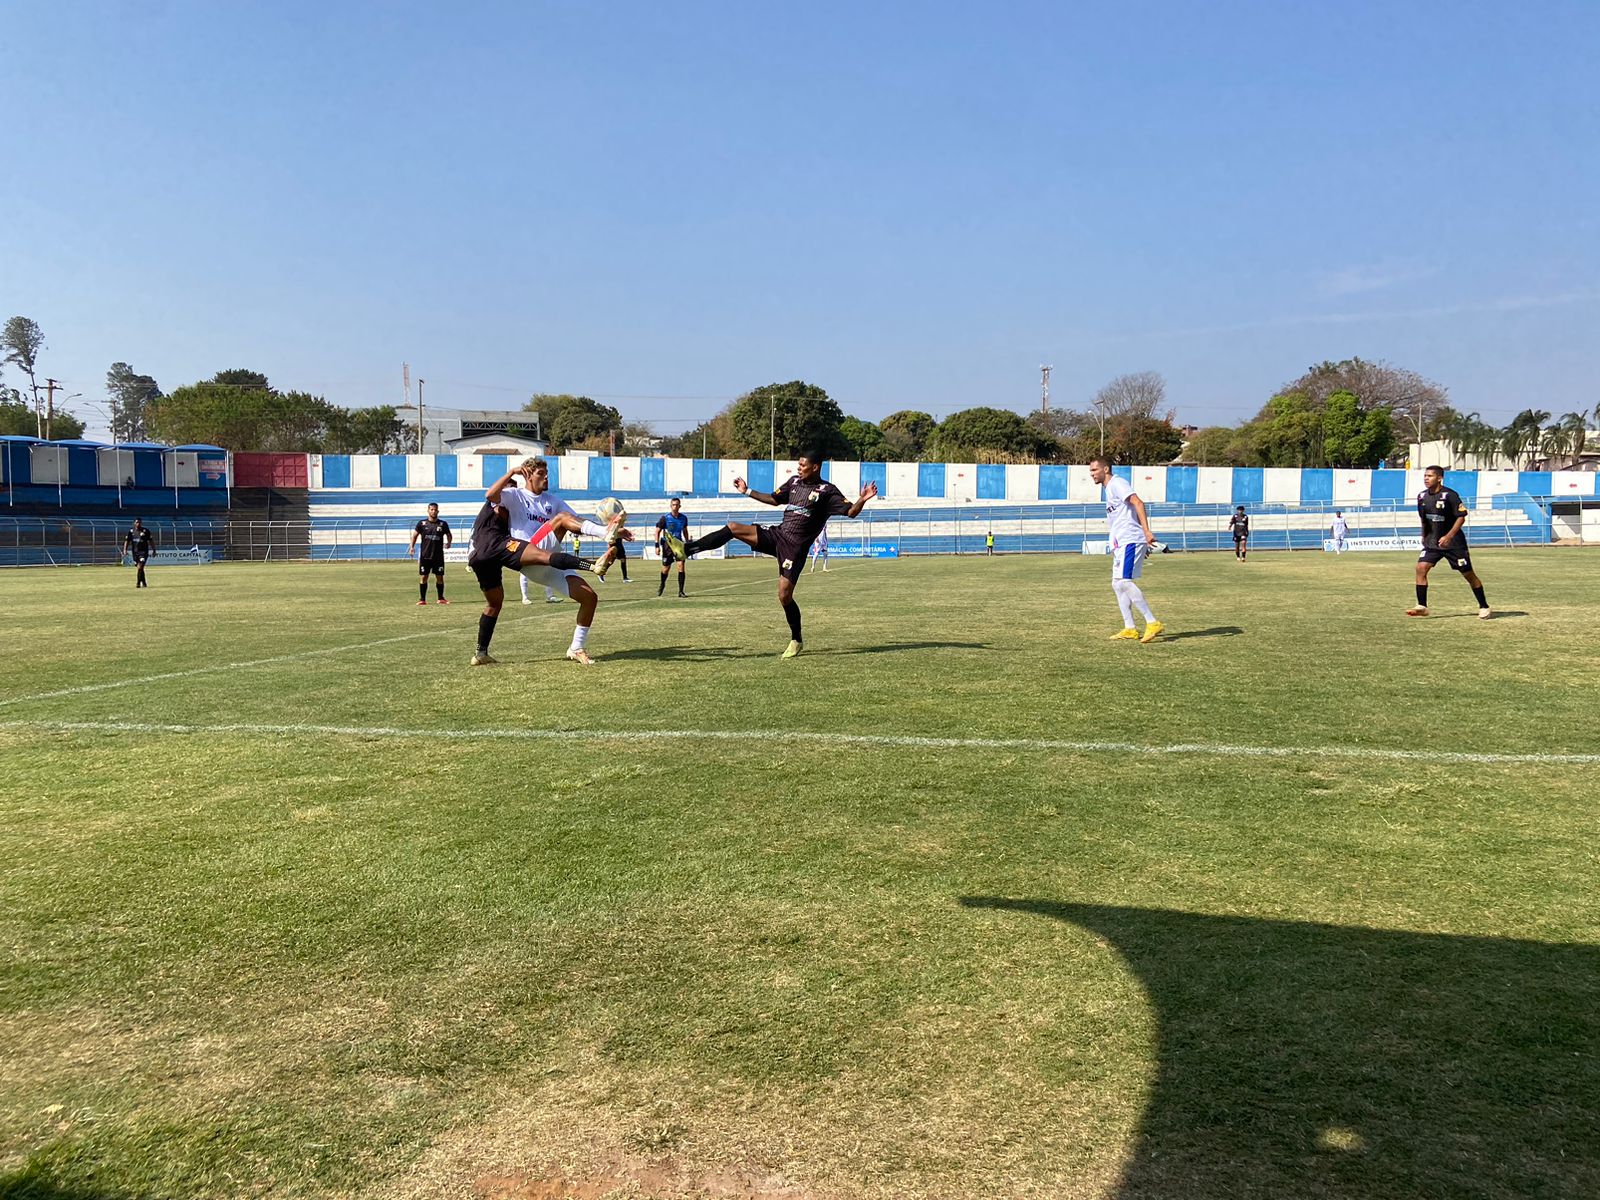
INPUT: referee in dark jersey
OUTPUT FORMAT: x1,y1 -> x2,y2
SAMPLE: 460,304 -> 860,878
1407,465 -> 1492,619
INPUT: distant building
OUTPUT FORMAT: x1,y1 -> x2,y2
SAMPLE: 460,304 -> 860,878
395,404 -> 547,456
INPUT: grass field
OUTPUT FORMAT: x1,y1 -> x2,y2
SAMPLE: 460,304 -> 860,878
2,548 -> 1598,1200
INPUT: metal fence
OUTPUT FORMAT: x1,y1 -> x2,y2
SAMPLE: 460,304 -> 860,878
0,499 -> 1557,567
0,518 -> 231,567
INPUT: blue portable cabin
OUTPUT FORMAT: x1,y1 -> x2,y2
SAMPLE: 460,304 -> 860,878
1,435 -> 42,489
173,444 -> 230,490
101,442 -> 169,489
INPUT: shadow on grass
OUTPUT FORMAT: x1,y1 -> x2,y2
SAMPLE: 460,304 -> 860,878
0,1162 -> 134,1199
809,640 -> 991,656
959,897 -> 1600,1200
597,645 -> 771,662
1157,626 -> 1243,642
1431,610 -> 1529,621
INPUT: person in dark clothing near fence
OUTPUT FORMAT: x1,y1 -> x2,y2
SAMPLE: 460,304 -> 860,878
122,519 -> 155,588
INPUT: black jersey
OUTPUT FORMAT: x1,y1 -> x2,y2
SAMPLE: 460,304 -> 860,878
1228,513 -> 1250,538
467,502 -> 508,555
125,527 -> 154,557
770,476 -> 852,543
1418,486 -> 1468,549
414,517 -> 451,558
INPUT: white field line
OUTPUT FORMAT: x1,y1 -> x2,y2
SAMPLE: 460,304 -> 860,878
2,718 -> 1598,766
0,570 -> 789,710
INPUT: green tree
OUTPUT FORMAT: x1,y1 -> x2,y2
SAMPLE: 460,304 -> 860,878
106,362 -> 162,442
879,409 -> 938,460
838,415 -> 888,461
1179,425 -> 1239,465
727,381 -> 847,459
1107,415 -> 1183,464
2,316 -> 46,422
1258,392 -> 1323,467
0,392 -> 82,438
935,406 -> 1055,460
525,393 -> 622,452
210,368 -> 272,391
325,405 -> 408,453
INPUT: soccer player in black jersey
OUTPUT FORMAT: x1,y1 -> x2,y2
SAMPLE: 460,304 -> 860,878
1227,506 -> 1250,561
122,518 -> 155,587
409,503 -> 453,605
465,499 -> 596,666
1407,465 -> 1491,620
661,449 -> 877,657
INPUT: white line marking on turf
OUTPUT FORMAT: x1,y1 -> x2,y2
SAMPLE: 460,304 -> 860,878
0,571 -> 781,710
3,719 -> 1597,766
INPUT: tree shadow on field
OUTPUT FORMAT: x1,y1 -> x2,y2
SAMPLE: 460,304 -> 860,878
810,640 -> 991,656
1157,626 -> 1243,642
958,897 -> 1600,1200
0,1162 -> 135,1199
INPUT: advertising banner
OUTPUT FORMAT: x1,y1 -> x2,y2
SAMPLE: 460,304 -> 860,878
1323,536 -> 1422,552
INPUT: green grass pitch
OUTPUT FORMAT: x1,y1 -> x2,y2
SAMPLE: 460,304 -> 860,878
2,549 -> 1597,1199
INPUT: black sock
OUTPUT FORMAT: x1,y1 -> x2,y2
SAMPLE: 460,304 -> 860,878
548,550 -> 585,571
687,525 -> 734,554
436,579 -> 445,600
1471,584 -> 1488,608
1416,584 -> 1428,607
137,567 -> 146,587
658,572 -> 667,595
476,612 -> 499,654
782,598 -> 802,642
420,580 -> 428,601
678,574 -> 686,596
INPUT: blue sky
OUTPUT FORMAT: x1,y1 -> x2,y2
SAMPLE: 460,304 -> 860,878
3,1 -> 1596,440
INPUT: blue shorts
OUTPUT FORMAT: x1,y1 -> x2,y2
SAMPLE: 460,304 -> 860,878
1111,541 -> 1148,581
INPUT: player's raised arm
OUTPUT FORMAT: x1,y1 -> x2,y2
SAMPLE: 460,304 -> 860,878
484,468 -> 522,503
844,480 -> 878,519
736,476 -> 781,506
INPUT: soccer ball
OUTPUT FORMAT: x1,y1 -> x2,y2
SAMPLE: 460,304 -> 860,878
595,497 -> 626,526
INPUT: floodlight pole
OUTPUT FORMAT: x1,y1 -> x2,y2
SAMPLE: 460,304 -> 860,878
417,379 -> 425,453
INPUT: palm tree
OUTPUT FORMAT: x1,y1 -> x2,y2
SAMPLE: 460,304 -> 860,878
1502,409 -> 1551,470
1556,412 -> 1588,469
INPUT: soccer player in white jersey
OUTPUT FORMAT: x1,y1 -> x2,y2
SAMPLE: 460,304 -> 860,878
1330,510 -> 1349,553
494,459 -> 631,665
1089,456 -> 1164,643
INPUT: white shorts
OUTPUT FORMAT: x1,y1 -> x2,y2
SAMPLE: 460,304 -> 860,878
519,564 -> 584,594
1111,540 -> 1148,581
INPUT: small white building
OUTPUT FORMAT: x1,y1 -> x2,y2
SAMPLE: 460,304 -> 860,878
444,431 -> 548,458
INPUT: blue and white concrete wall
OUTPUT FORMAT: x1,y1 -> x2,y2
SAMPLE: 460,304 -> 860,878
307,453 -> 1600,506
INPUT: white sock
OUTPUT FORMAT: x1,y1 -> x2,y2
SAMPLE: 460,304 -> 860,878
569,624 -> 590,652
519,575 -> 530,600
544,587 -> 555,600
1126,581 -> 1155,622
1113,580 -> 1136,628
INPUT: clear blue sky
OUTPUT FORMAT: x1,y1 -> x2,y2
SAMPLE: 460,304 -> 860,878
4,0 -> 1596,440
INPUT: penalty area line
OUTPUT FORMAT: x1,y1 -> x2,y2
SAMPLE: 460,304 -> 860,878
3,718 -> 1598,766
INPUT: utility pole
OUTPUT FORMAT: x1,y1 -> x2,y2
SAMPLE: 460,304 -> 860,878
770,395 -> 776,460
44,378 -> 59,440
1040,364 -> 1052,415
1095,398 -> 1107,456
417,379 -> 425,453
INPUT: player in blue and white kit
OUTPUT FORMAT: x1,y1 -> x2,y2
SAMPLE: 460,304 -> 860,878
1089,456 -> 1163,643
808,522 -> 830,573
495,459 -> 631,665
1330,511 -> 1349,554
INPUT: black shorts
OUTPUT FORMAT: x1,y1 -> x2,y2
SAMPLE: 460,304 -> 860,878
418,555 -> 445,575
468,533 -> 531,591
1233,534 -> 1247,545
1420,544 -> 1472,572
132,553 -> 149,566
659,544 -> 680,566
754,525 -> 810,583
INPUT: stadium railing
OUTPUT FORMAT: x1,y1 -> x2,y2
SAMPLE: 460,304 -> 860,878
0,498 -> 1563,566
0,517 -> 230,567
